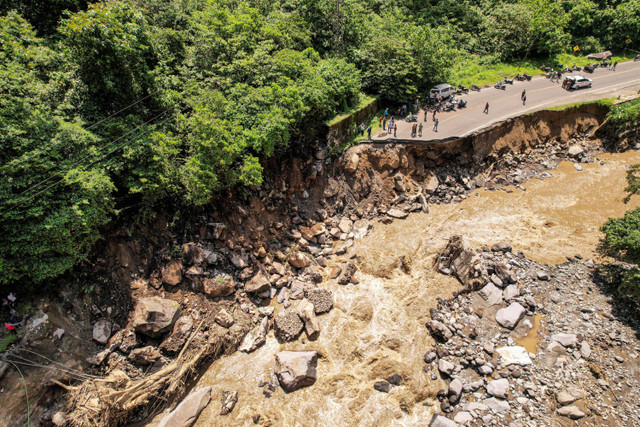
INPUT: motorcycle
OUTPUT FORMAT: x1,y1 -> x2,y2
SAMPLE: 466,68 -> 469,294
457,84 -> 469,94
405,114 -> 418,122
635,54 -> 640,62
494,81 -> 506,90
504,77 -> 514,84
444,102 -> 456,112
583,65 -> 594,73
457,99 -> 468,108
470,84 -> 481,92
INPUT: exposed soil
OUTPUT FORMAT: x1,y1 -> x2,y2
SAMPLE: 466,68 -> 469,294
0,101 -> 638,427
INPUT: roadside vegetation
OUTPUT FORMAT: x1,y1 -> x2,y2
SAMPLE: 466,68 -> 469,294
1,0 -> 640,289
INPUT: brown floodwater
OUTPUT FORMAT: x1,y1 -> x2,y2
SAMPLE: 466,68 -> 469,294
148,150 -> 640,427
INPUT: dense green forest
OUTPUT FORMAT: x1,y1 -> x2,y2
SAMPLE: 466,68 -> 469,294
1,0 -> 639,287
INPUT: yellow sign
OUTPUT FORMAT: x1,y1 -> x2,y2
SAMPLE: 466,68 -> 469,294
627,38 -> 632,44
573,45 -> 580,51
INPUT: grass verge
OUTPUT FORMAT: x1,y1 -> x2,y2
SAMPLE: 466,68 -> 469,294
547,97 -> 617,111
325,95 -> 377,127
450,52 -> 635,88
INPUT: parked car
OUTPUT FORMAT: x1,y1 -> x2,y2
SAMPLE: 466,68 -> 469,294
429,84 -> 455,100
563,76 -> 592,90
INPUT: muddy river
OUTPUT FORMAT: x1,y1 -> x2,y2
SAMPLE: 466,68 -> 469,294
153,151 -> 640,426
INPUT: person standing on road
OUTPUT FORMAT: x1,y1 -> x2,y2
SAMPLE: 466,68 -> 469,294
411,123 -> 417,137
359,123 -> 365,136
384,108 -> 389,118
432,110 -> 437,121
394,123 -> 397,137
388,121 -> 393,134
432,118 -> 439,132
613,61 -> 618,71
424,107 -> 427,122
379,115 -> 383,127
522,94 -> 526,105
367,126 -> 372,139
521,89 -> 526,100
418,122 -> 423,137
483,102 -> 489,114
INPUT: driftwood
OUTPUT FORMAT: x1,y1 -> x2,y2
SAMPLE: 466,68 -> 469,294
61,316 -> 248,426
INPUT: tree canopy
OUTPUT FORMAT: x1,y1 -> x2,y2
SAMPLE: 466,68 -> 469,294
0,0 -> 637,287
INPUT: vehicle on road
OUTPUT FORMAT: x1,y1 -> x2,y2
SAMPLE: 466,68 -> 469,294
429,84 -> 455,100
494,80 -> 506,90
470,84 -> 481,91
515,73 -> 532,81
562,75 -> 592,90
635,54 -> 640,62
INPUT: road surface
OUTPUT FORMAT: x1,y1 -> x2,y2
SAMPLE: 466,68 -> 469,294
372,60 -> 640,142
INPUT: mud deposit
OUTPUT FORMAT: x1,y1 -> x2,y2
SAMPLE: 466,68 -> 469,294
158,151 -> 640,427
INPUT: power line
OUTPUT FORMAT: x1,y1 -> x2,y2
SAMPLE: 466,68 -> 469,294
5,91 -> 160,170
1,106 -> 189,216
2,105 -> 178,212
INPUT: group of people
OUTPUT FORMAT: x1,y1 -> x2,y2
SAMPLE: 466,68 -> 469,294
3,292 -> 21,334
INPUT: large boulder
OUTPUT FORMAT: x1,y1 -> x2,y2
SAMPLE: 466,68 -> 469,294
162,261 -> 183,286
296,299 -> 320,339
429,414 -> 457,427
202,273 -> 235,297
344,152 -> 360,173
424,172 -> 439,194
438,235 -> 485,290
128,346 -> 162,365
275,351 -> 318,392
159,316 -> 194,355
487,378 -> 510,399
92,320 -> 112,345
182,243 -> 217,265
274,311 -> 304,341
245,270 -> 271,293
304,288 -> 333,314
337,261 -> 357,285
238,317 -> 269,353
495,302 -> 526,329
427,320 -> 453,342
288,252 -> 311,269
157,386 -> 212,427
132,297 -> 181,338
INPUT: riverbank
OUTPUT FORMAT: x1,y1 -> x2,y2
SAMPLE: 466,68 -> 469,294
1,99 -> 639,426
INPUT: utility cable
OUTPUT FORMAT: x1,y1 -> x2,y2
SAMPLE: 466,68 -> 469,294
4,360 -> 30,427
0,107 -> 189,216
0,105 -> 182,216
5,91 -> 159,170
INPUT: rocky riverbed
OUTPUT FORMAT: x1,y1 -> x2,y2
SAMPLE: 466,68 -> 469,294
426,237 -> 640,426
2,104 -> 640,427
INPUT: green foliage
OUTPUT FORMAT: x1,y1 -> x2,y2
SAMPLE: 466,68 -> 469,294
607,98 -> 640,128
59,1 -> 159,119
1,0 -> 638,289
0,334 -> 18,352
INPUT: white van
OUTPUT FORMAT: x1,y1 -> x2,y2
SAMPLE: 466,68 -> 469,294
430,84 -> 455,100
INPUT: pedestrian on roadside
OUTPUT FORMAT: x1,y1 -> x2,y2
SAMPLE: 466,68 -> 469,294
383,118 -> 387,130
424,108 -> 427,122
521,89 -> 526,100
522,94 -> 526,105
367,126 -> 372,139
432,110 -> 437,121
359,122 -> 365,136
613,61 -> 618,71
388,121 -> 393,134
411,123 -> 417,137
432,118 -> 439,132
391,115 -> 395,125
384,108 -> 389,118
394,124 -> 397,137
7,293 -> 16,308
418,122 -> 423,137
483,102 -> 489,114
379,115 -> 383,127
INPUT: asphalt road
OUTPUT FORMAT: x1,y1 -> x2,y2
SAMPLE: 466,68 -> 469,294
372,60 -> 640,142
